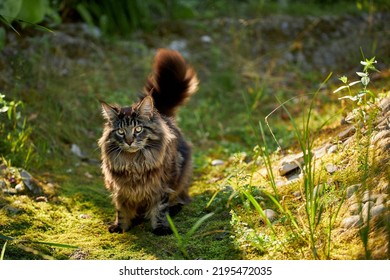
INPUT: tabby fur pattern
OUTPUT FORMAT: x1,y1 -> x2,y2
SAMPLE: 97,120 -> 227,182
98,49 -> 198,235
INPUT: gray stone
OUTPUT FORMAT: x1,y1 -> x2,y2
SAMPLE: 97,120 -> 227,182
313,145 -> 327,158
0,180 -> 6,189
279,152 -> 304,176
362,201 -> 375,222
35,196 -> 48,202
375,194 -> 387,206
372,130 -> 390,144
293,191 -> 301,198
211,159 -> 225,166
261,209 -> 278,223
341,215 -> 362,229
325,163 -> 338,174
20,169 -> 34,191
348,203 -> 360,215
71,144 -> 87,159
346,184 -> 361,198
327,145 -> 338,154
14,182 -> 25,193
362,191 -> 376,203
370,204 -> 386,218
337,126 -> 356,141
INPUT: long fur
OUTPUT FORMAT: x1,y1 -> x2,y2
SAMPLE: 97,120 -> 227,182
98,49 -> 198,235
144,49 -> 198,117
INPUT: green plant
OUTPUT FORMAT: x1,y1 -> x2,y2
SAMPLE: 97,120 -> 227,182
167,212 -> 214,259
0,233 -> 78,260
334,56 -> 382,259
0,94 -> 34,167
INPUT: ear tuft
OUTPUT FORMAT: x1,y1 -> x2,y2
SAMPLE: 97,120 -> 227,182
138,96 -> 154,118
100,101 -> 119,121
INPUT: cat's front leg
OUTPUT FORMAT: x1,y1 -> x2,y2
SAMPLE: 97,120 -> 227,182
108,206 -> 136,233
149,194 -> 173,236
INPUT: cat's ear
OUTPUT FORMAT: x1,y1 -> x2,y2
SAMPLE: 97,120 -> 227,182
138,96 -> 154,118
100,101 -> 119,121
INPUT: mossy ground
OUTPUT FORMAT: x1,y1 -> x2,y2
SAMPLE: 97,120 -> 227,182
1,6 -> 389,260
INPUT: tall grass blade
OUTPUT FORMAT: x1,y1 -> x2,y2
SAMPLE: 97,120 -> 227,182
1,241 -> 7,260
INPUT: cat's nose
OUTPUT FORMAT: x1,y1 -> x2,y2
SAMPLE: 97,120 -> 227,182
125,135 -> 134,145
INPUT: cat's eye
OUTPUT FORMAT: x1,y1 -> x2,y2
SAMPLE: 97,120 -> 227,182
116,128 -> 125,136
134,126 -> 143,133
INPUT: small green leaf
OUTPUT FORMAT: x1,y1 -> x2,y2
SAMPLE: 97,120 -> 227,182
356,72 -> 368,77
361,76 -> 370,86
339,76 -> 348,84
333,85 -> 348,93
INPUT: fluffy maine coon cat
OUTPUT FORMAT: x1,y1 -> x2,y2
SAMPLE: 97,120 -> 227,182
98,49 -> 198,235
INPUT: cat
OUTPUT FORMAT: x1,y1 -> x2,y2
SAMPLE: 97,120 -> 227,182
98,49 -> 198,235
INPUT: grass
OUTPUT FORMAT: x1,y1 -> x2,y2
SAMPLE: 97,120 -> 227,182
0,4 -> 389,260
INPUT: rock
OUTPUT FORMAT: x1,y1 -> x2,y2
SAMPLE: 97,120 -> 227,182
71,144 -> 87,159
348,203 -> 360,215
362,191 -> 376,203
20,169 -> 41,194
337,126 -> 356,141
0,180 -> 6,189
79,214 -> 92,219
14,182 -> 25,193
362,201 -> 375,222
327,144 -> 338,154
370,204 -> 386,218
325,163 -> 337,174
35,196 -> 48,202
260,209 -> 278,223
372,130 -> 390,144
200,35 -> 213,43
211,159 -> 225,166
4,206 -> 22,215
375,194 -> 387,206
346,184 -> 361,198
279,152 -> 304,176
313,145 -> 327,158
341,215 -> 362,229
286,172 -> 301,182
293,191 -> 301,198
20,169 -> 34,192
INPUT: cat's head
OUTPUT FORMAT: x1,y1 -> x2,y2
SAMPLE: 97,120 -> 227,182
100,96 -> 174,154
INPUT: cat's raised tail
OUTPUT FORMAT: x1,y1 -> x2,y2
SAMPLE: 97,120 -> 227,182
143,49 -> 199,117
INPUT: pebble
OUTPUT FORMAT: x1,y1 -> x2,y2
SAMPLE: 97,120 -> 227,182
346,184 -> 361,198
15,182 -> 25,193
35,196 -> 48,202
327,144 -> 338,154
279,152 -> 304,176
79,214 -> 92,219
376,194 -> 387,206
372,130 -> 390,144
325,163 -> 337,174
71,143 -> 87,159
0,180 -> 6,189
348,203 -> 360,215
261,209 -> 278,223
370,204 -> 386,218
362,201 -> 375,222
292,191 -> 301,198
211,159 -> 225,166
341,215 -> 362,229
337,126 -> 356,141
20,169 -> 33,191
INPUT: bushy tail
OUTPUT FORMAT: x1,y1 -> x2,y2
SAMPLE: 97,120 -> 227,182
143,49 -> 198,117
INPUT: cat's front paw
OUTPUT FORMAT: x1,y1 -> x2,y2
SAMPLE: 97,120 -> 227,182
108,224 -> 124,233
152,226 -> 173,236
